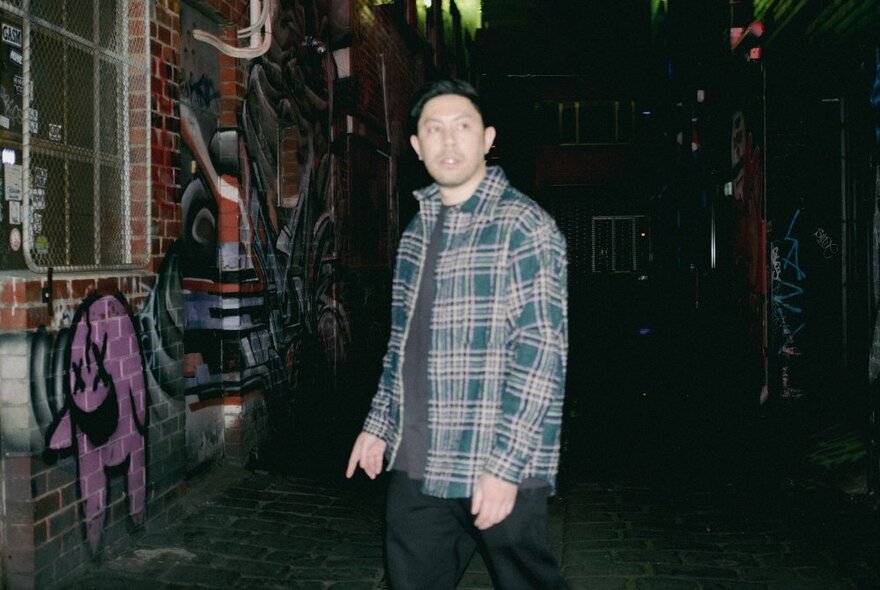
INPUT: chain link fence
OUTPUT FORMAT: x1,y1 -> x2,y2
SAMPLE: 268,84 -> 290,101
0,0 -> 150,271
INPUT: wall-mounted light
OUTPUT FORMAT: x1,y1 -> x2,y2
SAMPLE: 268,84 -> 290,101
2,148 -> 15,165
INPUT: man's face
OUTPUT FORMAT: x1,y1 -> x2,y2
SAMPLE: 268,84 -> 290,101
410,94 -> 496,204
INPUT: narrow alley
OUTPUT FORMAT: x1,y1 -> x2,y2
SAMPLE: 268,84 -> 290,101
62,274 -> 880,589
2,1 -> 879,589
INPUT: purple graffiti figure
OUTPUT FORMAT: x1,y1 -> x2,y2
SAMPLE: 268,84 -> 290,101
47,294 -> 148,551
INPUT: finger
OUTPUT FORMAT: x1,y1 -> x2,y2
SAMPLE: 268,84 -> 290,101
471,488 -> 483,516
365,451 -> 379,478
345,448 -> 360,479
475,507 -> 496,530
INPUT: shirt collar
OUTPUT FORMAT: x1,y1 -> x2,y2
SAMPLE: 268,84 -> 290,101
414,166 -> 509,217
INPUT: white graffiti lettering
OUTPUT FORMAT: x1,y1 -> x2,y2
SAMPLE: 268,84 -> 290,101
771,245 -> 781,281
813,227 -> 840,259
0,84 -> 22,126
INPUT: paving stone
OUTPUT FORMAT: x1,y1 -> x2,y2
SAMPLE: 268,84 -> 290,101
160,563 -> 241,587
56,466 -> 880,590
651,563 -> 739,579
262,550 -> 325,567
213,558 -> 290,579
677,550 -> 757,568
564,561 -> 646,576
565,577 -> 631,590
636,577 -> 701,589
617,549 -> 683,565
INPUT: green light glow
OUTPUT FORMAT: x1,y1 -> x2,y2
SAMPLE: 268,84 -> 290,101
454,0 -> 481,31
650,0 -> 666,34
416,1 -> 481,51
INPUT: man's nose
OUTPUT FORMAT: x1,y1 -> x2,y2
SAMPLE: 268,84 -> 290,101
442,127 -> 456,144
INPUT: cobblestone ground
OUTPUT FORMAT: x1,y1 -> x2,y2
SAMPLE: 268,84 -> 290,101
62,280 -> 880,589
60,460 -> 880,590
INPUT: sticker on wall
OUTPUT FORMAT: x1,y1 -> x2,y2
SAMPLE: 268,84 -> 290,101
0,115 -> 8,129
49,123 -> 62,142
9,227 -> 20,251
33,166 -> 47,189
31,188 -> 45,209
35,234 -> 48,255
2,24 -> 21,48
28,108 -> 37,135
13,74 -> 22,95
4,163 -> 21,201
9,200 -> 20,225
8,48 -> 21,67
32,210 -> 42,234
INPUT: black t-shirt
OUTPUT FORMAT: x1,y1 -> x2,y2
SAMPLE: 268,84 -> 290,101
393,204 -> 448,479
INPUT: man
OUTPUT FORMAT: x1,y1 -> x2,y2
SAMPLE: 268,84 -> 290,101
346,78 -> 569,589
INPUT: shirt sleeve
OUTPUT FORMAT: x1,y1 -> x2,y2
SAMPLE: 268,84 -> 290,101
482,216 -> 568,485
362,350 -> 395,442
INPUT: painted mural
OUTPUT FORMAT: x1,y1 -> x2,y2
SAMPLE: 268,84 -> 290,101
171,0 -> 352,465
730,110 -> 768,402
0,292 -> 152,553
45,294 -> 148,551
0,0 -> 359,553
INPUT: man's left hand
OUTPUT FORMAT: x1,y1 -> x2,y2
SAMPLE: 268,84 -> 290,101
471,474 -> 517,530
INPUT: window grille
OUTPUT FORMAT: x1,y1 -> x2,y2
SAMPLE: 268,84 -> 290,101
0,0 -> 150,271
535,100 -> 636,146
592,215 -> 650,273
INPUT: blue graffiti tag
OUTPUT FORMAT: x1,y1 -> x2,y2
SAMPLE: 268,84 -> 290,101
772,209 -> 806,356
780,208 -> 806,281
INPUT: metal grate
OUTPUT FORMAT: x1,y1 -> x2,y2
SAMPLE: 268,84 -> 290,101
0,0 -> 150,271
592,215 -> 648,273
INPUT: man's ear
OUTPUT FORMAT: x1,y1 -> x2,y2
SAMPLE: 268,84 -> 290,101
483,126 -> 497,155
410,135 -> 422,160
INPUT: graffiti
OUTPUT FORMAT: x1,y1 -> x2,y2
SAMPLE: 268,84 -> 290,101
139,240 -> 185,397
0,84 -> 23,126
180,4 -> 222,117
813,227 -> 840,259
730,110 -> 767,402
174,0 -> 351,413
772,209 -> 806,397
45,294 -> 148,551
181,73 -> 221,111
731,112 -> 767,296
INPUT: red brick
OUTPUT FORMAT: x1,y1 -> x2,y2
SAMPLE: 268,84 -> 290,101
70,279 -> 96,300
51,280 -> 71,301
0,307 -> 29,330
25,281 -> 42,305
26,306 -> 49,328
97,277 -> 120,295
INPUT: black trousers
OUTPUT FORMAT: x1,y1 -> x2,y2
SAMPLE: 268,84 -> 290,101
385,471 -> 568,590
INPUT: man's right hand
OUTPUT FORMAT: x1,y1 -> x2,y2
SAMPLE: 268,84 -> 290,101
345,432 -> 387,479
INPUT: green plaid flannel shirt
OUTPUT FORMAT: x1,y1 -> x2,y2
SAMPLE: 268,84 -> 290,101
362,166 -> 568,498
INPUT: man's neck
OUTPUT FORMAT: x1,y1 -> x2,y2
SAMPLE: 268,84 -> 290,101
438,169 -> 488,206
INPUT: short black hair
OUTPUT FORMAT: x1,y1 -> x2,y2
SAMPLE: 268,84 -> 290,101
409,78 -> 485,133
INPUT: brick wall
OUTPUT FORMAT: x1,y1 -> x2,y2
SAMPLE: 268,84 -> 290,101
0,0 -> 466,586
0,0 -> 253,587
351,0 -> 425,149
